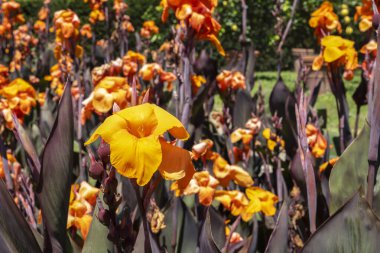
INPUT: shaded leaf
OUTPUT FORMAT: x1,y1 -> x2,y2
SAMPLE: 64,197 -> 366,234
329,121 -> 380,216
37,83 -> 74,252
209,207 -> 226,250
0,180 -> 42,253
82,194 -> 114,253
199,208 -> 221,253
269,77 -> 297,157
301,192 -> 380,253
160,199 -> 198,253
233,89 -> 255,128
12,114 -> 40,183
265,202 -> 289,253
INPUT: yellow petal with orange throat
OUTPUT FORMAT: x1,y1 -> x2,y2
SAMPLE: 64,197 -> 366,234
110,130 -> 162,186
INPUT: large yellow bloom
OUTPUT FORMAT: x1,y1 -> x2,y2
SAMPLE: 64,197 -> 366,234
241,187 -> 278,221
85,103 -> 195,186
308,1 -> 341,38
312,35 -> 358,80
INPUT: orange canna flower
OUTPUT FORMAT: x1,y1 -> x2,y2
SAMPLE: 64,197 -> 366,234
82,76 -> 131,117
85,103 -> 195,186
33,20 -> 46,33
309,1 -> 341,39
214,190 -> 249,216
139,63 -> 177,85
171,170 -> 219,206
225,226 -> 243,244
191,139 -> 214,160
67,182 -> 99,240
191,75 -> 206,95
122,51 -> 145,78
306,124 -> 327,158
213,155 -> 254,188
216,70 -> 246,91
241,187 -> 279,221
230,128 -> 254,145
140,20 -> 159,39
354,0 -> 380,32
319,157 -> 339,174
80,24 -> 92,39
160,0 -> 224,56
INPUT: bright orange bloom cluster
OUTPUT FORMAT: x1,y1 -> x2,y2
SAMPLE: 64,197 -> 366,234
160,0 -> 225,56
309,1 -> 341,39
34,1 -> 50,33
53,10 -> 82,59
0,78 -> 37,128
82,76 -> 131,122
67,182 -> 99,240
354,0 -> 380,32
140,20 -> 159,39
171,170 -> 219,206
122,51 -> 145,79
10,25 -> 38,72
0,0 -> 25,40
84,0 -> 107,24
85,103 -> 195,186
80,24 -> 92,39
114,0 -> 128,16
139,63 -> 177,87
312,36 -> 358,80
306,124 -> 327,158
216,70 -> 246,91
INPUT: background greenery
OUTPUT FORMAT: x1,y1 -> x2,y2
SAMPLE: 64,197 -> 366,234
18,0 -> 368,70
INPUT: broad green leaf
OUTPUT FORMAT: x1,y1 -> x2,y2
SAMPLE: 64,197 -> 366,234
82,194 -> 114,253
0,180 -> 42,253
265,202 -> 289,253
37,83 -> 74,252
329,122 -> 380,215
301,192 -> 380,253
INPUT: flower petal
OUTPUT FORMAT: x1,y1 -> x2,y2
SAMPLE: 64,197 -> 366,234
84,114 -> 127,145
158,139 -> 195,185
151,104 -> 189,139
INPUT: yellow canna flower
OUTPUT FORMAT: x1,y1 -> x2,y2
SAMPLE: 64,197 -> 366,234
262,128 -> 285,151
312,35 -> 358,80
85,103 -> 195,186
241,187 -> 278,221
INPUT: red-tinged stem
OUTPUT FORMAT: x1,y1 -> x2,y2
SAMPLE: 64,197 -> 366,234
131,179 -> 152,253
